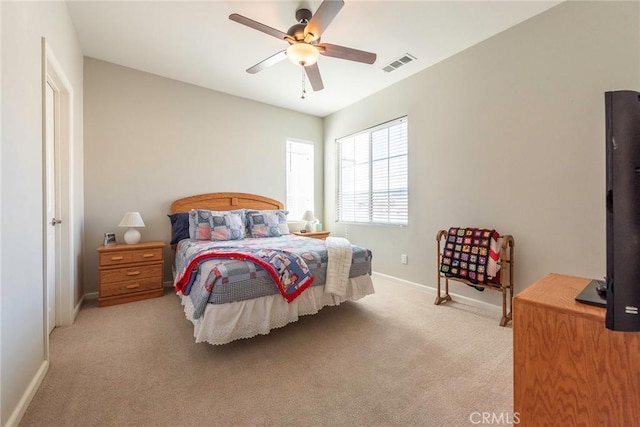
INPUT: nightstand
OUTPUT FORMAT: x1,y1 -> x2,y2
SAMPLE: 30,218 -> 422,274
97,241 -> 165,307
293,231 -> 331,240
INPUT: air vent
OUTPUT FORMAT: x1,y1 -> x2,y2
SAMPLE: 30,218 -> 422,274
382,53 -> 417,73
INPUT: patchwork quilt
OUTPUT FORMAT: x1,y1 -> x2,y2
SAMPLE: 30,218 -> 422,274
175,246 -> 313,303
173,235 -> 372,319
439,227 -> 501,285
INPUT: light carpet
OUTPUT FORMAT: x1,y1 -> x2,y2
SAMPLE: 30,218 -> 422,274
20,275 -> 513,427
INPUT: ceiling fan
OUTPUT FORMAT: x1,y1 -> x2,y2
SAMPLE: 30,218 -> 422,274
229,0 -> 376,95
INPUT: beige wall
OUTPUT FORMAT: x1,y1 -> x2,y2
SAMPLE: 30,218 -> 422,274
1,1 -> 84,425
83,58 -> 324,293
324,1 -> 640,305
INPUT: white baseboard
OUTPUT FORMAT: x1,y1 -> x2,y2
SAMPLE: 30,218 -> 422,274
371,271 -> 502,315
164,280 -> 173,288
3,360 -> 49,427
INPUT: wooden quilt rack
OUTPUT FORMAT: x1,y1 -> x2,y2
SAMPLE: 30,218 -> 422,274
435,229 -> 515,326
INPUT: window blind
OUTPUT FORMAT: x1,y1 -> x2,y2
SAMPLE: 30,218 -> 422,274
286,139 -> 314,220
337,117 -> 408,225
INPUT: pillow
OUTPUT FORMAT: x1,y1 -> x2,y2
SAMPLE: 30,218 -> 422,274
189,209 -> 247,241
168,212 -> 190,245
229,209 -> 247,233
246,209 -> 290,235
189,209 -> 214,240
210,212 -> 245,241
247,211 -> 283,238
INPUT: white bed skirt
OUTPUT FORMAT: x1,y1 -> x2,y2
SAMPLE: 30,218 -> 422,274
179,275 -> 375,345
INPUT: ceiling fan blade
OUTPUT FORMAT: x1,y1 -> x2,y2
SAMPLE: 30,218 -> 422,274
304,0 -> 344,42
246,50 -> 287,74
304,63 -> 324,91
318,43 -> 377,64
229,13 -> 288,40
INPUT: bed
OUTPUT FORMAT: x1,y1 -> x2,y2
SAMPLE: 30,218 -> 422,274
169,192 -> 375,345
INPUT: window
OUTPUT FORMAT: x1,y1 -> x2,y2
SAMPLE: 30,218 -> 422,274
337,117 -> 408,225
286,139 -> 314,220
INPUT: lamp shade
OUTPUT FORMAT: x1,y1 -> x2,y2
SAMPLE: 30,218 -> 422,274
118,212 -> 145,245
118,212 -> 145,227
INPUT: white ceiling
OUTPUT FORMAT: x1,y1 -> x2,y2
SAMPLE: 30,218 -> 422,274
66,1 -> 560,117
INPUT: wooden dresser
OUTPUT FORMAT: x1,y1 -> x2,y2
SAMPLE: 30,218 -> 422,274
97,241 -> 165,307
292,231 -> 330,240
513,273 -> 640,426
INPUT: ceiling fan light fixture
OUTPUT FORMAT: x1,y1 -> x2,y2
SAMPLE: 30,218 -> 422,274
286,43 -> 319,66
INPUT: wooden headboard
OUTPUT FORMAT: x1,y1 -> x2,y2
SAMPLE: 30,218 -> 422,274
171,192 -> 284,214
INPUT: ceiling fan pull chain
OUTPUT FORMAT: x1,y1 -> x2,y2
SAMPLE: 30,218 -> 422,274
301,66 -> 307,99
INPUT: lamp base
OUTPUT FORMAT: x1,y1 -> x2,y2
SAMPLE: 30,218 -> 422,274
304,221 -> 314,232
123,228 -> 141,245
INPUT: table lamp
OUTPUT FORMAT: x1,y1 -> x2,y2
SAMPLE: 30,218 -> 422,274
118,211 -> 145,244
302,210 -> 315,232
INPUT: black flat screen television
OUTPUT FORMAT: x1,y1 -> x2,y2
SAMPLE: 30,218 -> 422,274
604,90 -> 640,332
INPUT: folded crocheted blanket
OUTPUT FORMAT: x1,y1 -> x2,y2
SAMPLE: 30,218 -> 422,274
439,227 -> 500,285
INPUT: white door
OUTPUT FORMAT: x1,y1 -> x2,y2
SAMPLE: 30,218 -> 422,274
45,80 -> 60,334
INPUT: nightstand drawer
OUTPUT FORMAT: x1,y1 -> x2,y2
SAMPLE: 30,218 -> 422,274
100,264 -> 162,284
132,248 -> 163,263
99,251 -> 134,266
99,277 -> 162,298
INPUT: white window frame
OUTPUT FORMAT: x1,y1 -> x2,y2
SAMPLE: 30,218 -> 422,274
286,139 -> 314,221
336,116 -> 408,226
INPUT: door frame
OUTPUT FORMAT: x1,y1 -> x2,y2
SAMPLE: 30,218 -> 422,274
41,38 -> 75,359
44,77 -> 61,335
